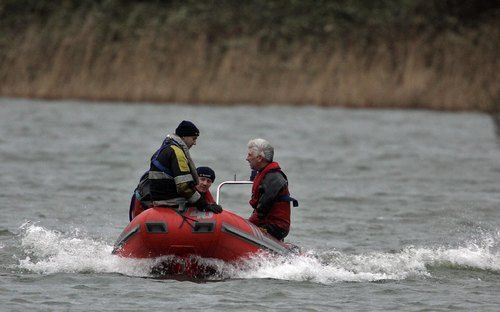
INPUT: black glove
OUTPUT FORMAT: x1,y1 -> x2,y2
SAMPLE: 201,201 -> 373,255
195,197 -> 223,214
205,203 -> 223,214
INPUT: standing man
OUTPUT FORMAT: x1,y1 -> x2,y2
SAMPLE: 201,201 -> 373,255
246,138 -> 297,240
129,121 -> 222,220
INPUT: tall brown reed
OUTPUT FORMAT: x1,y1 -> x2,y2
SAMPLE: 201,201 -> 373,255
0,9 -> 497,111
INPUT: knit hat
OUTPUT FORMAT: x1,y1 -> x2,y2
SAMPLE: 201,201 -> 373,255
175,120 -> 199,137
197,166 -> 215,182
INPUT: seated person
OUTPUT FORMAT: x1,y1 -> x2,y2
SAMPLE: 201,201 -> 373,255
195,166 -> 217,204
128,121 -> 222,221
245,138 -> 297,241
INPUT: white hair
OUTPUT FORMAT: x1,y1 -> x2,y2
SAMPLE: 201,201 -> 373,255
247,138 -> 274,162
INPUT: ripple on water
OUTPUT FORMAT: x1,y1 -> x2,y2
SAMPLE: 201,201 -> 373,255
1,99 -> 499,311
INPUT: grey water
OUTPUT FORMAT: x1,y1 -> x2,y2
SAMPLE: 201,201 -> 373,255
0,97 -> 499,311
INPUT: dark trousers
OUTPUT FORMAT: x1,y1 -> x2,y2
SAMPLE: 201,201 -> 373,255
261,224 -> 288,241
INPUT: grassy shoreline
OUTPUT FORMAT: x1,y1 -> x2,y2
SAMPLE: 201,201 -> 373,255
1,1 -> 498,111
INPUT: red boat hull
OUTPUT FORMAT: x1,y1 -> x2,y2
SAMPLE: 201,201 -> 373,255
112,207 -> 291,263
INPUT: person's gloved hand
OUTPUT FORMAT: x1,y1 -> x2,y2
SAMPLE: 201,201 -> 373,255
195,197 -> 223,214
205,203 -> 223,214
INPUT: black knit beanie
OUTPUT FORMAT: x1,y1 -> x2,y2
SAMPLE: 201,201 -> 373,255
175,120 -> 199,137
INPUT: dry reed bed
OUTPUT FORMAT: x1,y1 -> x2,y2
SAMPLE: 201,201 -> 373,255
1,12 -> 498,111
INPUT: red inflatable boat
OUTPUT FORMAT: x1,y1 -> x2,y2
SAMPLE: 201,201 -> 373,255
112,181 -> 297,276
112,206 -> 292,260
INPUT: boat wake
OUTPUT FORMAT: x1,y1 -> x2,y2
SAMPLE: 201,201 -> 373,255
10,222 -> 500,284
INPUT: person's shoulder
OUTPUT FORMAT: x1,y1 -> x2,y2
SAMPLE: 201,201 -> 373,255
170,145 -> 187,156
264,171 -> 287,183
267,170 -> 283,176
157,144 -> 175,156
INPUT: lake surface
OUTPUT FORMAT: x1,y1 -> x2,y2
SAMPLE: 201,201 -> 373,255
1,98 -> 499,311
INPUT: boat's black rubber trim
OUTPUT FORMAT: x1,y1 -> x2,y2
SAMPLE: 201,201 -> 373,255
112,225 -> 139,254
221,223 -> 289,255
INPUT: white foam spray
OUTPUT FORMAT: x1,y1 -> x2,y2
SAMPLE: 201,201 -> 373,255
14,223 -> 500,284
15,222 -> 154,277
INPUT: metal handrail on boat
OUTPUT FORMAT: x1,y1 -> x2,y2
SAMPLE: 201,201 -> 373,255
215,180 -> 253,205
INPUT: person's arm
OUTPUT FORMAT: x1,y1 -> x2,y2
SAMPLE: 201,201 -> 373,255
169,147 -> 222,213
256,172 -> 287,218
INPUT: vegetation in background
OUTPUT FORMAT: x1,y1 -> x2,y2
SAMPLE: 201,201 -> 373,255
0,0 -> 498,110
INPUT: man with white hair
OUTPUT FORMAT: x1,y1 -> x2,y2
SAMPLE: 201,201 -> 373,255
246,138 -> 297,240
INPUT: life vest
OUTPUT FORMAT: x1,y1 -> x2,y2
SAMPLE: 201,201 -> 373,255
248,162 -> 297,233
136,135 -> 200,207
204,190 -> 216,204
149,136 -> 178,178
